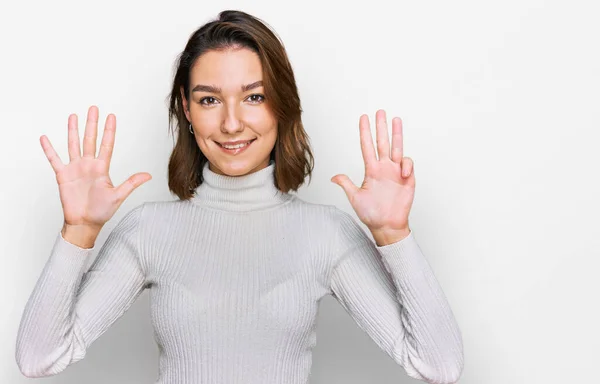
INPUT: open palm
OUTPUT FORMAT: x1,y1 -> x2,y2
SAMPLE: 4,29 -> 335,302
331,109 -> 415,233
40,106 -> 152,230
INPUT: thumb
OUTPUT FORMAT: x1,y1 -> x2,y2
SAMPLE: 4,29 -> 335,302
331,174 -> 358,201
116,172 -> 152,202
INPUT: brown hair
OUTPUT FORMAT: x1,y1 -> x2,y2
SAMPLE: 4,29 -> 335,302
166,9 -> 314,200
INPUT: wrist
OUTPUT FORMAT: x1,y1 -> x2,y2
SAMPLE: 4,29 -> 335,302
371,226 -> 411,247
61,222 -> 102,249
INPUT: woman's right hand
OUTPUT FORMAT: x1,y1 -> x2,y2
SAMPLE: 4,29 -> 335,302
40,105 -> 152,233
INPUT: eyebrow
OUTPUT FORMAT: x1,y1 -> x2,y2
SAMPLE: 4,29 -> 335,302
192,80 -> 263,93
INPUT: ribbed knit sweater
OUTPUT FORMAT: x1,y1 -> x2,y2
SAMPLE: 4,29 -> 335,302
15,160 -> 464,384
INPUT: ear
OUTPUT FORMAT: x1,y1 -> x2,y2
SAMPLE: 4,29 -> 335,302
180,85 -> 191,122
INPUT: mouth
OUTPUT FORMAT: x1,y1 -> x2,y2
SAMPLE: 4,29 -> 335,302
215,138 -> 257,154
216,138 -> 256,148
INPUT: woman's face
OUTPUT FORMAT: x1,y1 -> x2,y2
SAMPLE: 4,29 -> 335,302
182,47 -> 278,177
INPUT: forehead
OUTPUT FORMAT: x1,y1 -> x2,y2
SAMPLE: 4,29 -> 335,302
190,47 -> 263,87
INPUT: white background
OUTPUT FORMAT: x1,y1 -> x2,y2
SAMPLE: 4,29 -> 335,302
1,0 -> 599,383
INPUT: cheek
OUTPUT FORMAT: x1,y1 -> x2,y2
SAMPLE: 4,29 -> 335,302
245,108 -> 277,132
193,113 -> 221,136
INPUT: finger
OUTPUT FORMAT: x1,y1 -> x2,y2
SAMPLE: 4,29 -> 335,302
98,113 -> 116,170
83,105 -> 99,158
391,117 -> 403,164
401,157 -> 413,178
331,174 -> 359,201
40,135 -> 65,174
116,173 -> 152,202
67,114 -> 81,161
359,114 -> 377,167
375,109 -> 390,160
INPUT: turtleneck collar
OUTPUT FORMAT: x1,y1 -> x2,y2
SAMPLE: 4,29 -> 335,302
189,160 -> 294,212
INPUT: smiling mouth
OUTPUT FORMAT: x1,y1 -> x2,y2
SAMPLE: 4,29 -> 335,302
216,139 -> 256,148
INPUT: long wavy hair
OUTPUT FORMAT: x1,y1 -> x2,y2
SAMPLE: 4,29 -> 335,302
166,10 -> 314,200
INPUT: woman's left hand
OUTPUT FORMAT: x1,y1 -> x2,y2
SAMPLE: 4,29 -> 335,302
331,109 -> 415,246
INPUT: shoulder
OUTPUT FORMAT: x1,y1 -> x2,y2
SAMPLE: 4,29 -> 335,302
326,206 -> 373,254
286,196 -> 349,225
115,199 -> 193,232
137,197 -> 192,216
288,197 -> 367,240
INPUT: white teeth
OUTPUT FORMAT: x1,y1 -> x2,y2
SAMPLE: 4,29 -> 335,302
221,140 -> 253,149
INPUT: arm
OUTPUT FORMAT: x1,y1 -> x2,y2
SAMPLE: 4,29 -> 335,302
329,209 -> 464,384
15,203 -> 148,378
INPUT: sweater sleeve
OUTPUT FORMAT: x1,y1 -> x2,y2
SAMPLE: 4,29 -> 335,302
15,203 -> 148,378
329,209 -> 464,384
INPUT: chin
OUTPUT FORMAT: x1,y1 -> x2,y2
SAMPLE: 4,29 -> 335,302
209,160 -> 254,177
210,157 -> 271,177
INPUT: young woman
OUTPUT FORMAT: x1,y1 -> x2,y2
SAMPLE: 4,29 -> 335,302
16,9 -> 464,384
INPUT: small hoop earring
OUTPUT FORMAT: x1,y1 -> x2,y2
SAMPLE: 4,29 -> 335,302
189,123 -> 194,134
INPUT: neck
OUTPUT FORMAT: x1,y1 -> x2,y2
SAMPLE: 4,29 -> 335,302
189,160 -> 294,212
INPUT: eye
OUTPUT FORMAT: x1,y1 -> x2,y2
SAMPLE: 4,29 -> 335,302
246,94 -> 265,104
199,96 -> 219,106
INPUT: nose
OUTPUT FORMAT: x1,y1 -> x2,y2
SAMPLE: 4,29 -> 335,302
221,104 -> 243,134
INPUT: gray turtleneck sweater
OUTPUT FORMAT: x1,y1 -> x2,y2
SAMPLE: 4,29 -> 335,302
15,160 -> 464,384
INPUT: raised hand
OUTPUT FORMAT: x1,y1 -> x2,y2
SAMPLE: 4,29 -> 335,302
331,109 -> 415,246
40,106 -> 152,235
